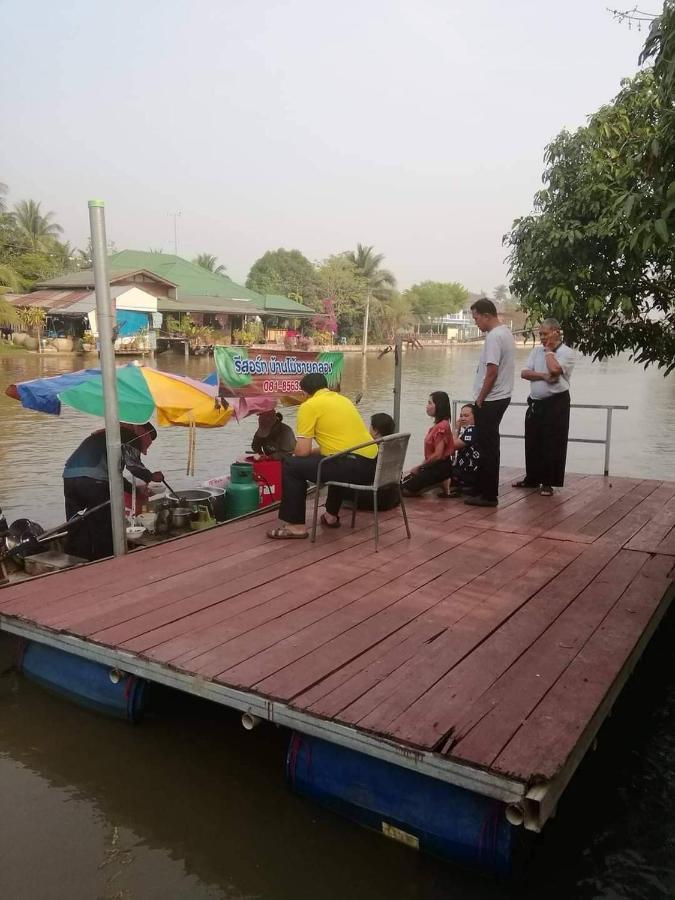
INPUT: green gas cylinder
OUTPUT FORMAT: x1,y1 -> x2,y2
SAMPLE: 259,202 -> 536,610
225,462 -> 260,519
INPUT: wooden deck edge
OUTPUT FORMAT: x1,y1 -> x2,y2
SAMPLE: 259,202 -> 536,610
0,614 -> 526,807
524,575 -> 675,832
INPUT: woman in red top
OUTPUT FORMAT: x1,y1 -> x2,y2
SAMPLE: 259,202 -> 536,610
401,391 -> 454,495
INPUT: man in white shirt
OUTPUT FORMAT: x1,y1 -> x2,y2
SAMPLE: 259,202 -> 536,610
466,298 -> 516,507
513,318 -> 575,496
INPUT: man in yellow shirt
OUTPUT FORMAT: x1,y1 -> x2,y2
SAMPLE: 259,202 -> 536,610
267,373 -> 377,539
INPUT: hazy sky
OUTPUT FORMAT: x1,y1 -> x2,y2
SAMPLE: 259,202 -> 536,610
1,0 -> 649,292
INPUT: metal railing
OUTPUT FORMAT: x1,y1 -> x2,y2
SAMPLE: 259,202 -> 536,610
451,400 -> 629,477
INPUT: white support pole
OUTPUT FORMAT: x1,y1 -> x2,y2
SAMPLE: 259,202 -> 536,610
361,292 -> 371,356
393,335 -> 403,430
88,200 -> 126,557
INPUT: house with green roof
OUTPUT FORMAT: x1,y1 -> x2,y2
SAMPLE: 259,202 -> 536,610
34,250 -> 315,343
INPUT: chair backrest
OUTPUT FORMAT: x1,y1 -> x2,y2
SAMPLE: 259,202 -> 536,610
372,433 -> 411,489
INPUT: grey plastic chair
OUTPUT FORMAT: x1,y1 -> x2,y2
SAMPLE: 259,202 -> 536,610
310,432 -> 412,551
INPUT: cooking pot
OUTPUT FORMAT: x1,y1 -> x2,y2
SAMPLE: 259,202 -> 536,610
170,507 -> 193,528
167,489 -> 213,509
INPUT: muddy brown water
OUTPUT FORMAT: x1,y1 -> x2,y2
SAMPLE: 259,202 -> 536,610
0,347 -> 673,899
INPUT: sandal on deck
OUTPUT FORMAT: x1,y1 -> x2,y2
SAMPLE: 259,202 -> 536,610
539,486 -> 554,497
512,479 -> 538,489
320,513 -> 341,529
437,489 -> 463,499
267,526 -> 309,540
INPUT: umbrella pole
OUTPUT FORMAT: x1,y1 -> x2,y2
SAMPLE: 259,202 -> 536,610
88,200 -> 126,557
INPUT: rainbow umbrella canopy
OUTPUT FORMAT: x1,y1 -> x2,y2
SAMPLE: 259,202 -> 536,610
6,364 -> 233,428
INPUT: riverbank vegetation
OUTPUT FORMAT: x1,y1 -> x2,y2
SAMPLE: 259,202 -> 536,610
244,244 -> 479,342
0,190 -> 480,343
506,1 -> 675,374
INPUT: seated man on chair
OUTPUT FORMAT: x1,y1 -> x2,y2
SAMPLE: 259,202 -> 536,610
267,373 -> 378,540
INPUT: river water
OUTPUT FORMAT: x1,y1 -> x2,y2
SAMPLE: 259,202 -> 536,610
0,346 -> 673,899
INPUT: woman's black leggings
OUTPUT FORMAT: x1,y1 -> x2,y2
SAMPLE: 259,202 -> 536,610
401,457 -> 453,494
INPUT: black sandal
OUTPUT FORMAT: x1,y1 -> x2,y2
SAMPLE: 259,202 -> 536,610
512,479 -> 538,488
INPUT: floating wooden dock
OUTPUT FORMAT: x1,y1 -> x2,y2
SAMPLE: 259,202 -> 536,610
1,468 -> 673,839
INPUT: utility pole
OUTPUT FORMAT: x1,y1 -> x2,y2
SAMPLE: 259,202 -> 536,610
88,200 -> 126,557
171,210 -> 181,255
361,291 -> 371,356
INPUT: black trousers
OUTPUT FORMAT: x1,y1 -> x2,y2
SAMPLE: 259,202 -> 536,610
401,457 -> 453,494
473,398 -> 510,501
63,477 -> 113,561
279,453 -> 377,525
356,484 -> 400,511
524,391 -> 571,487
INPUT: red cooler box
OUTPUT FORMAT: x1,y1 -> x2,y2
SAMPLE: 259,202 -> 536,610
248,458 -> 283,508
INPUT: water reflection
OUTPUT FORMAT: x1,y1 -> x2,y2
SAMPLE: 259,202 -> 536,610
1,609 -> 673,900
0,347 -> 673,526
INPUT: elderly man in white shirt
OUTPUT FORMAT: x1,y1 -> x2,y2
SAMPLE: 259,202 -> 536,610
513,317 -> 576,496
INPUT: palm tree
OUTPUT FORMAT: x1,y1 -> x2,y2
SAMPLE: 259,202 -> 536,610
193,253 -> 226,275
0,181 -> 8,214
49,240 -> 78,271
344,243 -> 396,299
345,244 -> 397,352
13,199 -> 63,250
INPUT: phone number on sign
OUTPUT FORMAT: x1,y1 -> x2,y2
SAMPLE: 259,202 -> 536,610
262,380 -> 301,393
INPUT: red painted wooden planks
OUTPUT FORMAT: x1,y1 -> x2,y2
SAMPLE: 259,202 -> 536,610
492,553 -> 675,781
380,539 -> 622,749
624,490 -> 675,555
304,537 -> 573,720
541,478 -> 646,542
339,539 -> 584,736
178,527 -> 485,681
448,548 -> 650,768
99,516 -> 407,649
217,528 -> 491,693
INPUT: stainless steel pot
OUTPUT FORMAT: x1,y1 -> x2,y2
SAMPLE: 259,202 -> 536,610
170,507 -> 193,528
167,489 -> 212,508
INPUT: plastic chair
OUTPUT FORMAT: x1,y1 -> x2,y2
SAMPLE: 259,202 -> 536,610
310,433 -> 412,551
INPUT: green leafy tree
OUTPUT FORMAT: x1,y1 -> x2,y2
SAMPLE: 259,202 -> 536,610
13,251 -> 65,284
505,3 -> 675,373
374,291 -> 415,341
493,284 -> 509,304
0,264 -> 22,292
403,281 -> 469,324
0,296 -> 18,325
193,253 -> 226,274
246,248 -> 318,304
316,255 -> 368,339
13,200 -> 63,250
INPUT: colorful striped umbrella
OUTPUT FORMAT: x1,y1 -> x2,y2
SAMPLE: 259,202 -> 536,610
6,364 -> 233,428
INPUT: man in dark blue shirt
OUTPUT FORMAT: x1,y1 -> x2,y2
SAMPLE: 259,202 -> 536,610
63,423 -> 163,560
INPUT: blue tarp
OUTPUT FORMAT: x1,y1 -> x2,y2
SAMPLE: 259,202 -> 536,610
116,310 -> 149,337
202,371 -> 218,386
13,369 -> 102,415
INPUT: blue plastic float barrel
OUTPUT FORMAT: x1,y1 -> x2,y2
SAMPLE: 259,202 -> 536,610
20,641 -> 146,723
286,732 -> 514,875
